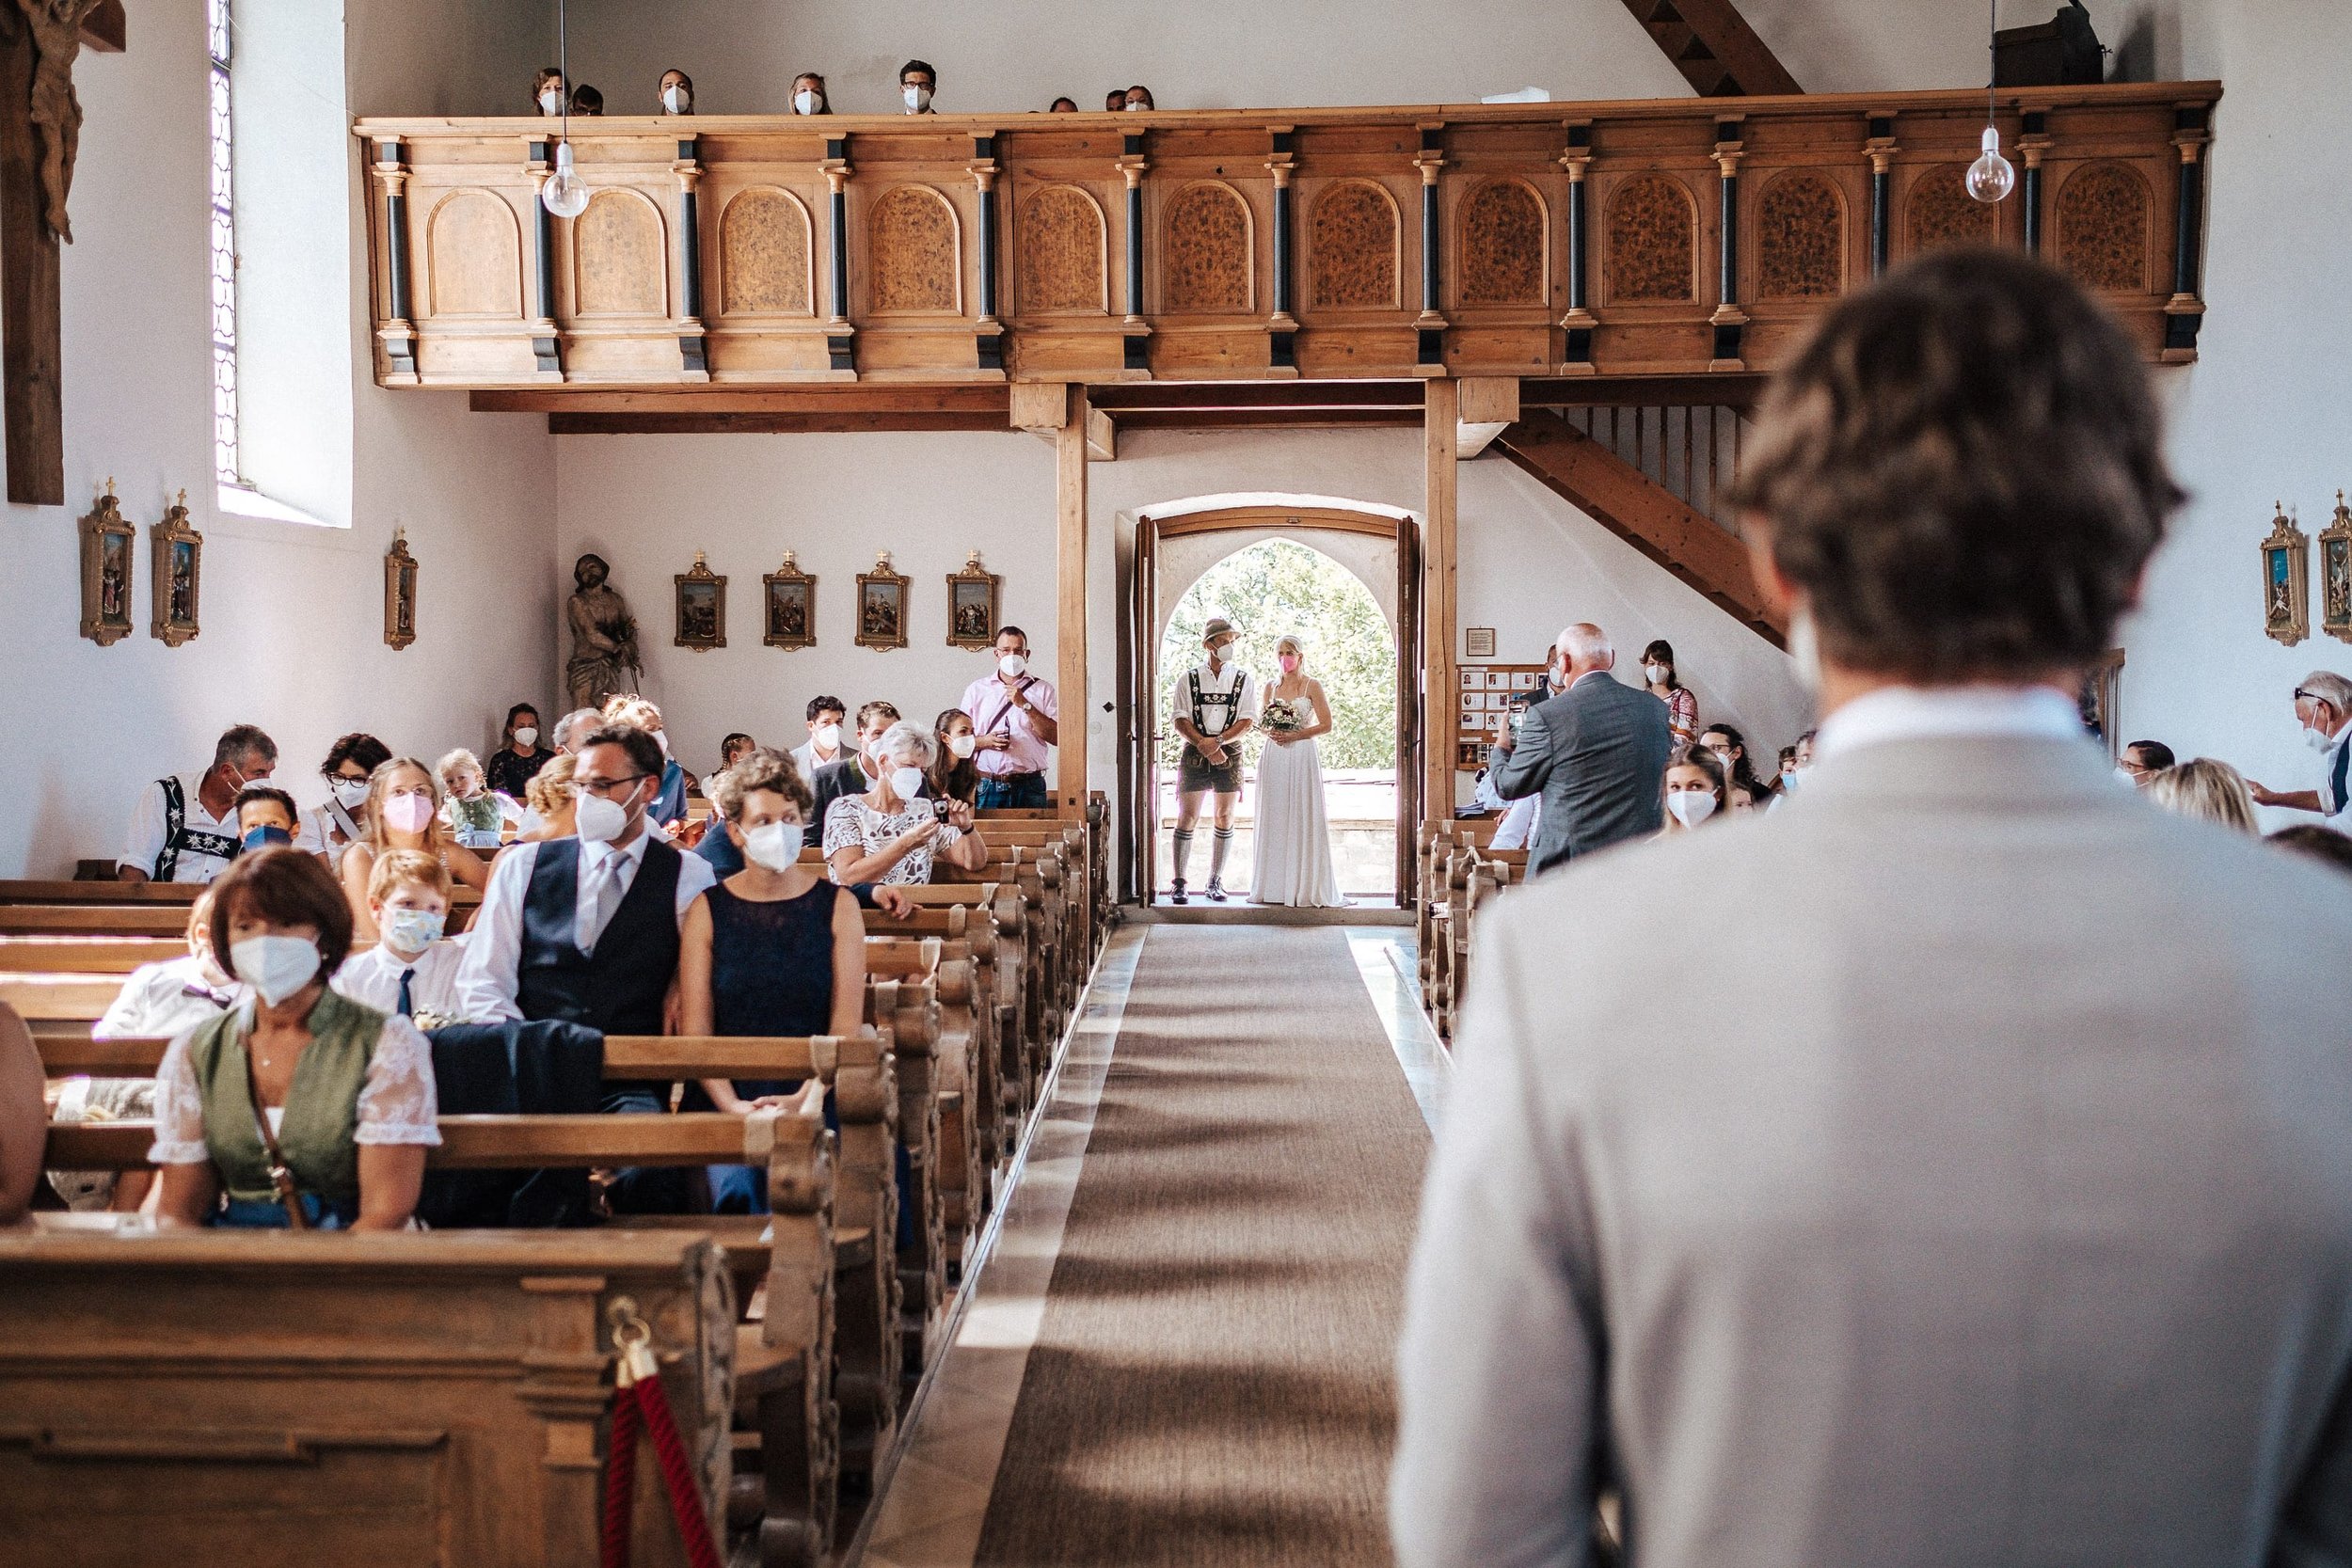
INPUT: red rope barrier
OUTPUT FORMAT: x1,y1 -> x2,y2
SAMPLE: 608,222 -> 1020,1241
599,1315 -> 723,1568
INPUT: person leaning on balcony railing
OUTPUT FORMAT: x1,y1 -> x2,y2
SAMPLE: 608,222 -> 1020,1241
532,67 -> 564,117
790,71 -> 832,116
657,69 -> 693,116
899,59 -> 936,115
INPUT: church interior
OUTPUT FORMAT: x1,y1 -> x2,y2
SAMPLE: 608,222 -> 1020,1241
3,2 -> 2349,1565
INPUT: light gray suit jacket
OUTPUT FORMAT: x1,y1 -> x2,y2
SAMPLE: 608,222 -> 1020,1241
1393,735 -> 2352,1568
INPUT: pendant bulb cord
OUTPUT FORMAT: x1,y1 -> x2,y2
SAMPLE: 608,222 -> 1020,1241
1988,0 -> 1997,124
557,0 -> 570,144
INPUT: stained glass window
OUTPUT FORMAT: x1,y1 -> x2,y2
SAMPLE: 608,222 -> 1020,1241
208,0 -> 238,486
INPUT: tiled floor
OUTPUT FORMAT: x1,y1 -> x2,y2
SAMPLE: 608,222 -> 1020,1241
850,922 -> 1445,1567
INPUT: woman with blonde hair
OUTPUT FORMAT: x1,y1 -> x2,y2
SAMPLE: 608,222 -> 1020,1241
2143,757 -> 2260,834
516,752 -> 580,843
1249,633 -> 1345,907
338,757 -> 491,942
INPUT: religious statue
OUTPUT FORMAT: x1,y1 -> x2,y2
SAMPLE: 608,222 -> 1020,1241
18,0 -> 103,241
566,552 -> 643,711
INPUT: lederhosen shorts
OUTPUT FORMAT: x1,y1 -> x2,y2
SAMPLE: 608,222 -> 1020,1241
1178,744 -> 1243,794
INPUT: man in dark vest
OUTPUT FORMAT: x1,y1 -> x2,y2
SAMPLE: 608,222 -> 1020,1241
455,723 -> 716,1212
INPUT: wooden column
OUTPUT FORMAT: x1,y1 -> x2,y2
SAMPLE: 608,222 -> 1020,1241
1056,384 -> 1090,816
1422,378 -> 1458,825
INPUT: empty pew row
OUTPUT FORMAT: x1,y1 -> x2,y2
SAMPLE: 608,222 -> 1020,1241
1415,829 -> 1527,1043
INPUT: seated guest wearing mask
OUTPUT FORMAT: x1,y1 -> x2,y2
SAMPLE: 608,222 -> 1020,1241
569,82 -> 603,116
2116,736 -> 2175,787
931,708 -> 981,806
341,757 -> 492,943
718,733 -> 757,776
1048,96 -> 1078,113
1104,88 -> 1125,111
551,706 -> 602,756
1471,694 -> 1541,850
516,753 -> 579,845
484,705 -> 552,800
790,695 -> 848,783
2249,671 -> 2352,829
2144,757 -> 2260,834
119,723 -> 278,884
1123,85 -> 1155,110
149,847 -> 439,1230
696,746 -> 922,916
657,68 -> 692,115
334,850 -> 468,1024
295,732 -> 392,873
899,59 -> 936,115
790,71 -> 831,115
1657,746 -> 1728,835
1395,249 -> 2352,1568
1699,722 -> 1775,813
235,784 -> 300,853
811,700 -> 903,823
437,749 -> 517,850
826,722 -> 987,886
603,694 -> 695,830
676,750 -> 866,1212
532,67 -> 564,116
961,626 -> 1059,810
455,725 -> 716,1212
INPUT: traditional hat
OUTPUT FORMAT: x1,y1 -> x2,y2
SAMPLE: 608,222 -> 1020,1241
1201,617 -> 1237,648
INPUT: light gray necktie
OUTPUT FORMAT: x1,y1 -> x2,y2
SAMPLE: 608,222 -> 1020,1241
581,847 -> 625,953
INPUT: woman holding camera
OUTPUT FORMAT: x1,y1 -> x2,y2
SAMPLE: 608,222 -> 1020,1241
822,721 -> 987,885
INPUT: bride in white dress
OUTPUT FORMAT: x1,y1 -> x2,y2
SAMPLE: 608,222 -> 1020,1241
1249,634 -> 1346,907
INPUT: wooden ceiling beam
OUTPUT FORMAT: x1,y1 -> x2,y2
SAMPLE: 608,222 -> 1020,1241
547,411 -> 1007,436
473,387 -> 1011,416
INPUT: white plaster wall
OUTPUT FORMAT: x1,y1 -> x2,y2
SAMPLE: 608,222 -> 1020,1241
0,0 -> 555,878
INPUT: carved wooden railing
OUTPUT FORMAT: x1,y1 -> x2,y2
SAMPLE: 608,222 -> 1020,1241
353,82 -> 2217,392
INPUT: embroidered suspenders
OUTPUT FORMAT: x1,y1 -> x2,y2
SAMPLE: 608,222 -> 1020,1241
152,777 -> 238,880
1187,667 -> 1243,741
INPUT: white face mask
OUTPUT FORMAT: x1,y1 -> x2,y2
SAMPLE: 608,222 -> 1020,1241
904,84 -> 930,111
383,792 -> 436,836
887,766 -> 927,801
1667,790 -> 1719,828
329,777 -> 371,810
999,653 -> 1027,679
230,935 -> 322,1006
1787,603 -> 1822,692
794,89 -> 819,115
654,731 -> 671,757
1644,662 -> 1670,684
741,820 -> 806,873
662,85 -> 689,113
948,733 -> 977,760
2113,765 -> 2138,787
575,789 -> 630,844
538,88 -> 562,114
513,726 -> 539,749
1124,100 -> 1146,111
382,907 -> 446,958
2305,725 -> 2337,752
814,722 -> 842,751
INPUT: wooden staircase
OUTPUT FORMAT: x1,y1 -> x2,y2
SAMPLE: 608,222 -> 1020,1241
1616,0 -> 1803,98
1492,408 -> 1787,645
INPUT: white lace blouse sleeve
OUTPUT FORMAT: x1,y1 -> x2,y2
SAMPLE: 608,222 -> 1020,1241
144,1025 -> 214,1165
355,1014 -> 442,1147
822,796 -> 865,856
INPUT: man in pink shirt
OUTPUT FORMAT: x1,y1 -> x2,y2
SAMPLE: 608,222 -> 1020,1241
959,626 -> 1059,810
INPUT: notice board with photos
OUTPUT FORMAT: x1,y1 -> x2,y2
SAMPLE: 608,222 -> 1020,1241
1454,663 -> 1548,770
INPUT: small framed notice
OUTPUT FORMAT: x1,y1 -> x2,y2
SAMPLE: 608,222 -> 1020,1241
1464,626 -> 1497,659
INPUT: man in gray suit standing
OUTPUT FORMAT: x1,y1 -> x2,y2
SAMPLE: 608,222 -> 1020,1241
1488,623 -> 1673,874
1393,248 -> 2352,1568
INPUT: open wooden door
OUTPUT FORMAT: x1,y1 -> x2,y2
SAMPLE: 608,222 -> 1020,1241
1393,514 -> 1422,901
1121,515 -> 1161,903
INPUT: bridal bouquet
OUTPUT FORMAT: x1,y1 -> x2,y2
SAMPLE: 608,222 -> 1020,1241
1261,697 -> 1307,736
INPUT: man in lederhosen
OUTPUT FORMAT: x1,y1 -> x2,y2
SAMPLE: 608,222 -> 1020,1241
1168,617 -> 1256,904
117,724 -> 278,883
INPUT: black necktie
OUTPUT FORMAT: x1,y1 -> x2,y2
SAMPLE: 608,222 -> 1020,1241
396,967 -> 416,1019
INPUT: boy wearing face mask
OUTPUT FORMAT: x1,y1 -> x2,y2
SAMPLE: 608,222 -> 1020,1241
790,695 -> 849,784
960,625 -> 1059,810
899,59 -> 936,114
235,784 -> 301,855
333,850 -> 469,1025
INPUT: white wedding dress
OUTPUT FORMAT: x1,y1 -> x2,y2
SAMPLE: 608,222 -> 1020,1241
1249,690 -> 1345,908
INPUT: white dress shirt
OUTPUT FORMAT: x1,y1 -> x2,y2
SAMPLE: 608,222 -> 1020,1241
294,799 -> 367,870
789,737 -> 844,783
334,938 -> 470,1022
1815,684 -> 2088,762
92,954 -> 243,1038
118,773 -> 239,882
454,832 -> 716,1024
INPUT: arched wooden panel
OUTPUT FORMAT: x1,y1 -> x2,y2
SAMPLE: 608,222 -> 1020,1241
1457,179 -> 1547,306
572,188 -> 667,316
2056,161 -> 2152,293
424,189 -> 521,317
1161,181 -> 1252,312
1757,170 -> 1844,299
718,186 -> 813,316
1309,180 -> 1398,309
867,184 -> 961,314
1015,183 -> 1107,314
1906,165 -> 1994,255
1605,175 -> 1695,304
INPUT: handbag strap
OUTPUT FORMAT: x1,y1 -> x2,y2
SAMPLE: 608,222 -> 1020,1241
241,1039 -> 310,1229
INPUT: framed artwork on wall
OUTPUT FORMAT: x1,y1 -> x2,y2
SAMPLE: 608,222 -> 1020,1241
384,529 -> 418,650
77,478 -> 134,647
150,489 -> 201,648
857,551 -> 908,651
1463,626 -> 1496,659
946,548 -> 999,648
2263,501 -> 2310,648
675,551 -> 727,651
2320,491 -> 2352,644
762,549 -> 816,649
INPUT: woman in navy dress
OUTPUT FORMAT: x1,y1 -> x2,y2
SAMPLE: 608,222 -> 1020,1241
676,748 -> 866,1212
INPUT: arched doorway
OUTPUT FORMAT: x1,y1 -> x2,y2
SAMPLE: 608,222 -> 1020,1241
1120,503 -> 1423,905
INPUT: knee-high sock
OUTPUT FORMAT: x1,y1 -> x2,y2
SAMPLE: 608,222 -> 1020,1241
1211,826 -> 1233,880
1170,828 -> 1194,884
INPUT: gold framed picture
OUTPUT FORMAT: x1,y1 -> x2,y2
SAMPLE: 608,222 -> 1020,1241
675,551 -> 726,651
2320,490 -> 2352,644
150,489 -> 201,648
2263,502 -> 2310,648
857,550 -> 909,651
946,548 -> 999,649
762,549 -> 816,650
384,529 -> 418,650
78,479 -> 134,647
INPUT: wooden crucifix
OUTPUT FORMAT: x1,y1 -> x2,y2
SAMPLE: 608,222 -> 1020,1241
0,0 -> 122,506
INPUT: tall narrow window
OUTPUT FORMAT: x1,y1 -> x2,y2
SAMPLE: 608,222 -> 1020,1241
208,0 -> 238,486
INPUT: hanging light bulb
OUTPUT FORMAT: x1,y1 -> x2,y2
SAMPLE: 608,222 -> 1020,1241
1967,124 -> 2015,204
543,140 -> 591,217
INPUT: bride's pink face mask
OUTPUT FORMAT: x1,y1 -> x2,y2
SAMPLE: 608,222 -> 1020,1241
1278,653 -> 1300,673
